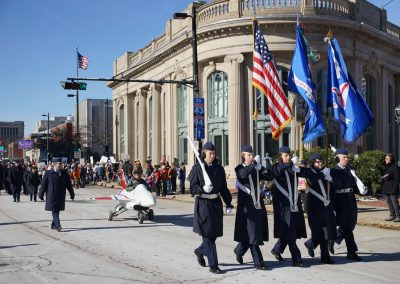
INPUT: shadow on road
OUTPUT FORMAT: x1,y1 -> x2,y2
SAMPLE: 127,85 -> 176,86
0,243 -> 39,250
152,214 -> 194,227
358,207 -> 388,213
332,251 -> 400,263
61,224 -> 174,232
0,218 -> 106,226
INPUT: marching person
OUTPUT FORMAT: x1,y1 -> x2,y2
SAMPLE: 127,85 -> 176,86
9,160 -> 24,202
382,153 -> 400,222
39,158 -> 75,232
188,141 -> 233,274
27,165 -> 41,202
329,148 -> 362,261
304,153 -> 336,264
270,147 -> 327,267
233,145 -> 273,270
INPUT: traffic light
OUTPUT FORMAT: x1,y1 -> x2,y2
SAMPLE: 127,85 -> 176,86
60,81 -> 87,90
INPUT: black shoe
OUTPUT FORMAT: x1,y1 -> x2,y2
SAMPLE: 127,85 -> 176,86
293,260 -> 305,267
328,241 -> 335,255
385,217 -> 395,221
255,264 -> 267,270
393,218 -> 400,222
51,225 -> 56,230
271,249 -> 284,261
321,258 -> 335,264
56,226 -> 62,232
209,266 -> 224,274
17,200 -> 20,203
346,252 -> 362,261
194,249 -> 206,267
234,250 -> 243,264
304,241 -> 315,258
13,199 -> 16,202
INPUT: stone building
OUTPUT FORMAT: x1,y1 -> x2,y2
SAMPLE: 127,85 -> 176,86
108,0 -> 400,184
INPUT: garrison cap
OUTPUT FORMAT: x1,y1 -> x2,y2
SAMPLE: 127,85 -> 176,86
310,153 -> 323,161
241,145 -> 253,153
279,146 -> 291,154
335,148 -> 348,156
203,142 -> 215,151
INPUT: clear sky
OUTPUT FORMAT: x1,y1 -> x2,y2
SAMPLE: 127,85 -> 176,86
0,0 -> 399,136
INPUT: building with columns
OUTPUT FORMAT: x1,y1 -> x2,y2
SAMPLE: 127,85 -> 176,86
108,0 -> 400,185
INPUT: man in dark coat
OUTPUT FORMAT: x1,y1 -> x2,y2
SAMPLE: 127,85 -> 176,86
329,148 -> 362,261
271,147 -> 324,267
188,141 -> 233,274
382,153 -> 400,222
39,159 -> 75,231
304,153 -> 336,264
27,166 -> 41,202
0,161 -> 5,194
9,160 -> 24,202
233,145 -> 273,270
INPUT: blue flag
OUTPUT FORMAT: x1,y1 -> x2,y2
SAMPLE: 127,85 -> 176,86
288,25 -> 326,143
327,38 -> 373,142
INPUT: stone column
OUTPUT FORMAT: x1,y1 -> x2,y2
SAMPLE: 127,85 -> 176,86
112,98 -> 118,160
126,92 -> 136,160
380,66 -> 389,152
138,89 -> 147,164
225,53 -> 244,170
151,84 -> 161,163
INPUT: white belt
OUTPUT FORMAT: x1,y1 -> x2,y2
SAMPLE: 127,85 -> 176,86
336,188 -> 353,194
197,193 -> 219,199
275,171 -> 298,212
307,169 -> 330,206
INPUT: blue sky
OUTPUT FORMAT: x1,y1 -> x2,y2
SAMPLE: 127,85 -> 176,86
0,0 -> 399,135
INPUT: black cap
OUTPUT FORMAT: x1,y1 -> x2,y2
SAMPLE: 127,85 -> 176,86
335,148 -> 348,155
52,157 -> 62,163
310,153 -> 323,161
279,146 -> 291,154
241,145 -> 253,153
203,142 -> 215,151
133,169 -> 142,175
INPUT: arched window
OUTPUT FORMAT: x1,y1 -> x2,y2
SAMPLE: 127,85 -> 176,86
253,67 -> 290,157
207,71 -> 229,166
119,105 -> 125,154
177,85 -> 188,164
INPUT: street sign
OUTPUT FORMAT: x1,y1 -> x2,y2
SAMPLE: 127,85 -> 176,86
193,98 -> 205,139
74,151 -> 81,159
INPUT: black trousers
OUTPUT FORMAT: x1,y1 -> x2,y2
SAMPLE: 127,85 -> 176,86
273,239 -> 302,263
336,227 -> 358,254
305,231 -> 330,260
234,242 -> 264,266
12,186 -> 21,202
385,194 -> 400,218
196,237 -> 218,267
179,179 -> 185,194
51,211 -> 61,228
29,188 -> 38,201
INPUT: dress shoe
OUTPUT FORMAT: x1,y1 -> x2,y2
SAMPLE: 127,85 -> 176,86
321,258 -> 335,264
293,260 -> 305,267
194,249 -> 206,267
393,218 -> 400,222
346,252 -> 362,261
385,217 -> 395,221
328,241 -> 335,255
56,226 -> 62,232
304,241 -> 315,258
255,264 -> 267,270
209,266 -> 224,274
234,250 -> 243,264
271,249 -> 284,261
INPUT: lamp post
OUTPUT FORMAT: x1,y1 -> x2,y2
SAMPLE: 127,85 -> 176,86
41,113 -> 49,164
104,99 -> 109,157
67,93 -> 80,148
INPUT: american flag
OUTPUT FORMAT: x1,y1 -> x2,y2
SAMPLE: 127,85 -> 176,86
252,20 -> 291,140
78,52 -> 89,70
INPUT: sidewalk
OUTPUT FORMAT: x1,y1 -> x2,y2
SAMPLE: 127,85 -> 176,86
94,182 -> 400,231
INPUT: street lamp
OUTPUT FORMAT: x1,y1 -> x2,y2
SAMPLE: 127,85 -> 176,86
41,113 -> 49,164
67,93 -> 80,147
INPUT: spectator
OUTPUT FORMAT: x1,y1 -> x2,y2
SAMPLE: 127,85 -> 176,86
382,153 -> 400,222
178,162 -> 186,194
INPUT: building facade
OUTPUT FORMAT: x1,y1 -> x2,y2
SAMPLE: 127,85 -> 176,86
109,0 -> 400,184
76,99 -> 113,156
33,116 -> 68,133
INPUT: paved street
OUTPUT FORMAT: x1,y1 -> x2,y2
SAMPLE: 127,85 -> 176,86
0,186 -> 399,284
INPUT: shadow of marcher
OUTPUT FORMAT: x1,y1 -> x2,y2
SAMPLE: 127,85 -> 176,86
331,251 -> 400,263
358,207 -> 389,213
61,224 -> 174,232
152,214 -> 194,228
0,243 -> 39,249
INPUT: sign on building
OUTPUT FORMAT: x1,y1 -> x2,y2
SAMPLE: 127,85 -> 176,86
193,98 -> 205,140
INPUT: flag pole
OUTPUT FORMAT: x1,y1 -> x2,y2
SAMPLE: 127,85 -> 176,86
325,30 -> 333,161
76,47 -> 80,151
252,5 -> 258,155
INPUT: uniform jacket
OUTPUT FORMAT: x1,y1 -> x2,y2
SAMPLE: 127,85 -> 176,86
234,163 -> 273,245
188,160 -> 232,239
39,169 -> 75,211
382,163 -> 400,195
330,164 -> 358,230
9,165 -> 24,192
26,171 -> 41,193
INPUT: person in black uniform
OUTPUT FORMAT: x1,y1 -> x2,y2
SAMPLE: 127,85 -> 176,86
0,161 -> 5,195
329,148 -> 362,261
382,153 -> 400,222
270,147 -> 325,267
234,145 -> 273,270
27,165 -> 41,202
188,141 -> 233,274
304,153 -> 336,264
39,158 -> 75,231
9,160 -> 24,202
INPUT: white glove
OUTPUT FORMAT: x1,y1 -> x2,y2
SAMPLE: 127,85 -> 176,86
226,207 -> 232,215
321,168 -> 332,182
254,155 -> 261,164
291,155 -> 298,165
255,163 -> 262,171
292,164 -> 301,173
203,184 -> 213,193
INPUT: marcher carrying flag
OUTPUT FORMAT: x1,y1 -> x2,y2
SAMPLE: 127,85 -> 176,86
327,36 -> 374,142
252,19 -> 291,140
288,23 -> 326,143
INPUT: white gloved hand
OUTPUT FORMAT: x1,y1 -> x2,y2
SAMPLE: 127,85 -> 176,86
255,162 -> 262,171
322,167 -> 330,176
292,164 -> 301,173
254,155 -> 261,164
203,184 -> 213,193
226,207 -> 232,215
291,155 -> 299,165
324,174 -> 333,182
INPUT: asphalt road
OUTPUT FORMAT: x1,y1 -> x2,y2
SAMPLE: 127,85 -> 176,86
0,186 -> 399,284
